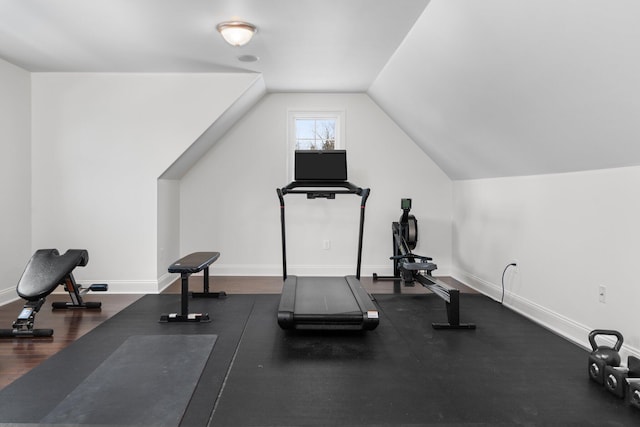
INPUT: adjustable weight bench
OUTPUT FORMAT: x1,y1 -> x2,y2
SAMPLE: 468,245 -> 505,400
159,251 -> 225,323
0,249 -> 108,338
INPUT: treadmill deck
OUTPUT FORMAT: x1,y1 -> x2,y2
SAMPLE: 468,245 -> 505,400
277,275 -> 379,330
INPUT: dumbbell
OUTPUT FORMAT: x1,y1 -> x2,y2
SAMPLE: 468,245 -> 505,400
605,356 -> 640,398
588,329 -> 623,385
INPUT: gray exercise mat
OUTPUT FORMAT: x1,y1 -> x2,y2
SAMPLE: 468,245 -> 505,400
41,334 -> 217,426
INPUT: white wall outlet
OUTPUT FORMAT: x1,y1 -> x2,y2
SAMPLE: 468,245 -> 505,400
323,240 -> 331,250
598,285 -> 606,303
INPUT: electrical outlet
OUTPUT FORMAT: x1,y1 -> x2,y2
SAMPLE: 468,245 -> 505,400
599,285 -> 606,303
323,240 -> 331,250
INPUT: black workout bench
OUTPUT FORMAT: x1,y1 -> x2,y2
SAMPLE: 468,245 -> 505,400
160,252 -> 225,323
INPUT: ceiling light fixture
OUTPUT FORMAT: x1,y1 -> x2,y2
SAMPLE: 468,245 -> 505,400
216,21 -> 257,47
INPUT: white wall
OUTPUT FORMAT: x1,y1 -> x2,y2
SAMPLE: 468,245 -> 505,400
157,179 -> 181,284
179,92 -> 453,277
30,73 -> 259,292
157,76 -> 266,289
453,167 -> 640,358
0,58 -> 31,305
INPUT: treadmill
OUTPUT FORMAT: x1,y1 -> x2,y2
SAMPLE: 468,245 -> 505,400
276,150 -> 379,330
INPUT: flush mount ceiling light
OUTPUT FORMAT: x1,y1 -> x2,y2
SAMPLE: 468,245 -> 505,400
216,21 -> 257,47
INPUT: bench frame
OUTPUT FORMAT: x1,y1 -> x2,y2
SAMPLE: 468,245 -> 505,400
160,252 -> 224,323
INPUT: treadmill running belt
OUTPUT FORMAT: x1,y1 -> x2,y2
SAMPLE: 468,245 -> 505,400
295,277 -> 361,315
277,275 -> 379,330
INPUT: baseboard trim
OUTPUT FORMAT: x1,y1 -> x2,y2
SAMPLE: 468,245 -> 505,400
50,280 -> 159,295
452,267 -> 640,360
0,286 -> 19,307
157,272 -> 178,293
190,264 -> 432,278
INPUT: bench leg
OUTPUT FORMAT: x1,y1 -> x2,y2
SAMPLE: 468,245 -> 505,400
181,273 -> 189,316
159,272 -> 210,323
191,267 -> 227,299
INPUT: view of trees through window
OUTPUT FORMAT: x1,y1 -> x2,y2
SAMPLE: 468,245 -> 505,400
295,118 -> 336,150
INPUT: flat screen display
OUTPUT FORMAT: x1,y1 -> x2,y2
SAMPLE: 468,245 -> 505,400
294,150 -> 347,181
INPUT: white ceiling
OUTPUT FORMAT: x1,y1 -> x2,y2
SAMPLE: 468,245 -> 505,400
0,0 -> 429,92
3,0 -> 640,180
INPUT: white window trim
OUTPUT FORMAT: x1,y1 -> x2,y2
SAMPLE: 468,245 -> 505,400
286,109 -> 346,181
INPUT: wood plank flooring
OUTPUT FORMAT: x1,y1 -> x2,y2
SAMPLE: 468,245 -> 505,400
161,275 -> 477,295
0,275 -> 475,390
0,293 -> 142,389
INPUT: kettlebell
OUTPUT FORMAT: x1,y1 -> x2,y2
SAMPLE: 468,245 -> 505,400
588,329 -> 623,384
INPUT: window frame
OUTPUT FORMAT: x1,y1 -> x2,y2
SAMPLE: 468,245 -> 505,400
287,109 -> 346,181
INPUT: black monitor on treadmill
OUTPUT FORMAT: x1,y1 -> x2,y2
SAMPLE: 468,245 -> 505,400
294,150 -> 347,181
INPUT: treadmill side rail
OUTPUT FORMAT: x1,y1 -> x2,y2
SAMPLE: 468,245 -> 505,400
278,276 -> 297,329
345,275 -> 379,330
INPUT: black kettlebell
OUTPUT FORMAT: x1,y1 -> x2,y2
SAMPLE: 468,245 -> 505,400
588,329 -> 623,384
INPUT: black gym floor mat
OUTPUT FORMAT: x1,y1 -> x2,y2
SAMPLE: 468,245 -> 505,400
0,292 -> 637,426
0,293 -> 256,426
210,293 -> 639,426
41,334 -> 216,426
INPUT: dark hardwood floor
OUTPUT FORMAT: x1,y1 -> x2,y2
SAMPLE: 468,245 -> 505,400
161,275 -> 476,295
0,275 -> 475,390
0,293 -> 142,389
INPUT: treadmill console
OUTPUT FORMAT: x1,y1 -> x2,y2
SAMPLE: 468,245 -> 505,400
294,150 -> 347,181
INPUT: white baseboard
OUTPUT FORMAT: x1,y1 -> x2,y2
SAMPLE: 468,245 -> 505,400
452,267 -> 640,361
190,264 -> 391,277
203,264 -> 285,277
157,272 -> 178,293
0,286 -> 19,307
50,279 -> 159,295
205,264 -> 452,278
93,279 -> 159,294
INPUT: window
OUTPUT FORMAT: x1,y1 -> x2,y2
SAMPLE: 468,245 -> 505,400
295,118 -> 336,150
287,110 -> 345,179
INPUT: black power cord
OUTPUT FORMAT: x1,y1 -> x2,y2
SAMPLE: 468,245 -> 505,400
501,263 -> 517,304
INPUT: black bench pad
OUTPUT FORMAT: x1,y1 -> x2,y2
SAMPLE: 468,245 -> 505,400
17,249 -> 88,301
168,252 -> 220,275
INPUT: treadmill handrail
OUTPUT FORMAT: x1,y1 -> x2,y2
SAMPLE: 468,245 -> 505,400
277,180 -> 370,280
281,180 -> 364,195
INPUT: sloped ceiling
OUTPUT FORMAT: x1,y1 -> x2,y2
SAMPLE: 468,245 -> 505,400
0,0 -> 429,92
369,0 -> 640,180
3,0 -> 639,180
